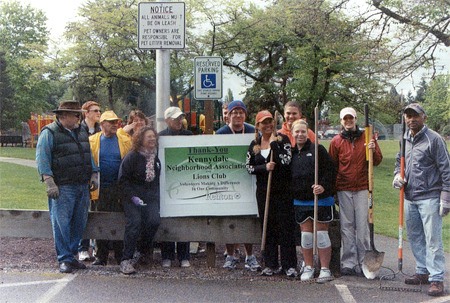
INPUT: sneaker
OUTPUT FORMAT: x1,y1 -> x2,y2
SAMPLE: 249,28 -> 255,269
261,267 -> 274,276
180,260 -> 191,268
405,273 -> 430,285
244,255 -> 261,272
223,255 -> 237,269
162,259 -> 171,268
285,267 -> 298,277
427,281 -> 444,297
78,251 -> 91,261
300,266 -> 315,281
317,268 -> 333,283
120,259 -> 136,275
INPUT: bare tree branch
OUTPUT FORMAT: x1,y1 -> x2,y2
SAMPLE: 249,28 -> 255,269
372,0 -> 450,46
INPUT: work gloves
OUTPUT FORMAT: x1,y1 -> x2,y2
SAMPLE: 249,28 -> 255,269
131,196 -> 147,206
44,177 -> 59,199
392,174 -> 406,189
90,172 -> 99,191
440,191 -> 450,217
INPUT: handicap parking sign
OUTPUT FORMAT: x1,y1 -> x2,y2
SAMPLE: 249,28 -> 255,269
194,56 -> 223,100
201,74 -> 216,89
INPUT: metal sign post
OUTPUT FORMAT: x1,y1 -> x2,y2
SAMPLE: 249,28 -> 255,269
138,1 -> 186,132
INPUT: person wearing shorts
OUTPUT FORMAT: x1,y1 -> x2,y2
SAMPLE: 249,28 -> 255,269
291,120 -> 336,282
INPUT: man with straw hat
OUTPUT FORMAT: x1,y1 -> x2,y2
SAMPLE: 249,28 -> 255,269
36,100 -> 97,273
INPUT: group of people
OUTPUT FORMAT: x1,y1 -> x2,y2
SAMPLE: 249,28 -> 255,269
36,99 -> 449,297
36,100 -> 191,275
242,102 -> 382,283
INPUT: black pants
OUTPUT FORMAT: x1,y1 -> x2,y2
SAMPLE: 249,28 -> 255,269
95,185 -> 124,264
256,189 -> 297,270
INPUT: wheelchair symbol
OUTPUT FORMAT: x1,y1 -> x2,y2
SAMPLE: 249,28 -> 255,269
201,74 -> 216,89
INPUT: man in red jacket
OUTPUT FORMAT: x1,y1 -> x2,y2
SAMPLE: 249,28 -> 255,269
328,107 -> 382,276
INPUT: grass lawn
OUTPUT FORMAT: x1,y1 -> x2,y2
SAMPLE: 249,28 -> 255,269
1,143 -> 449,252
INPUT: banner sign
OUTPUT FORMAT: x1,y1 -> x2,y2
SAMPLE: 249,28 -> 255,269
159,134 -> 258,217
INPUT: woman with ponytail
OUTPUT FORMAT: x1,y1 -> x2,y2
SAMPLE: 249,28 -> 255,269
246,110 -> 297,277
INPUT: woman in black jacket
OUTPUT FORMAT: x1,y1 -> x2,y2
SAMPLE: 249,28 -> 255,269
118,126 -> 161,274
246,110 -> 297,277
291,120 -> 336,282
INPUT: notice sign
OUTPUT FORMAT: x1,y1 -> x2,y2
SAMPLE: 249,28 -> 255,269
138,2 -> 185,49
159,134 -> 258,217
194,56 -> 223,100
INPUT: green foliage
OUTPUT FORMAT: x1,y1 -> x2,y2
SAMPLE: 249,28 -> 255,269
0,1 -> 61,131
442,125 -> 450,137
193,0 -> 395,121
423,75 -> 450,133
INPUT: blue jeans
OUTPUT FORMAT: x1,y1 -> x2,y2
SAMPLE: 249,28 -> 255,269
405,197 -> 445,281
48,184 -> 90,263
122,200 -> 161,261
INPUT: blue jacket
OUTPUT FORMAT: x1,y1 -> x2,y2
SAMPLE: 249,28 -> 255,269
394,125 -> 450,201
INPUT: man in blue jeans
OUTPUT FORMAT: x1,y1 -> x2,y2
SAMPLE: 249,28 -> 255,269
393,103 -> 450,297
36,100 -> 96,273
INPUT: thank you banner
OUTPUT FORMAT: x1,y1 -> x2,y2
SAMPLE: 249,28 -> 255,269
159,134 -> 258,217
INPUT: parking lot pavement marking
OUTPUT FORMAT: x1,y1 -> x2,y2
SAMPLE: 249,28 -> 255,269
35,274 -> 76,303
335,284 -> 357,303
420,295 -> 450,303
0,276 -> 75,288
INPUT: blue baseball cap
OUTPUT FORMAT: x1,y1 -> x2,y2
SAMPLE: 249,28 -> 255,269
404,103 -> 426,115
227,100 -> 247,114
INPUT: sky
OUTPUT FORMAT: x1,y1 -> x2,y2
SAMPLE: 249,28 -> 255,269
12,0 -> 450,99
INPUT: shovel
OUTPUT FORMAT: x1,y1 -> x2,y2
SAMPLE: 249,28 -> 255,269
362,104 -> 385,279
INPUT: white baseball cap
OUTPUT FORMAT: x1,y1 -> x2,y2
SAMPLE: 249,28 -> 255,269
340,107 -> 357,119
164,107 -> 184,119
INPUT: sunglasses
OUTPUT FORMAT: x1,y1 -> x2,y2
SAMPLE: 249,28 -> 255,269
69,113 -> 81,119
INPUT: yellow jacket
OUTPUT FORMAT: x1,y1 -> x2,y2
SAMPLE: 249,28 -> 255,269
89,128 -> 132,200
